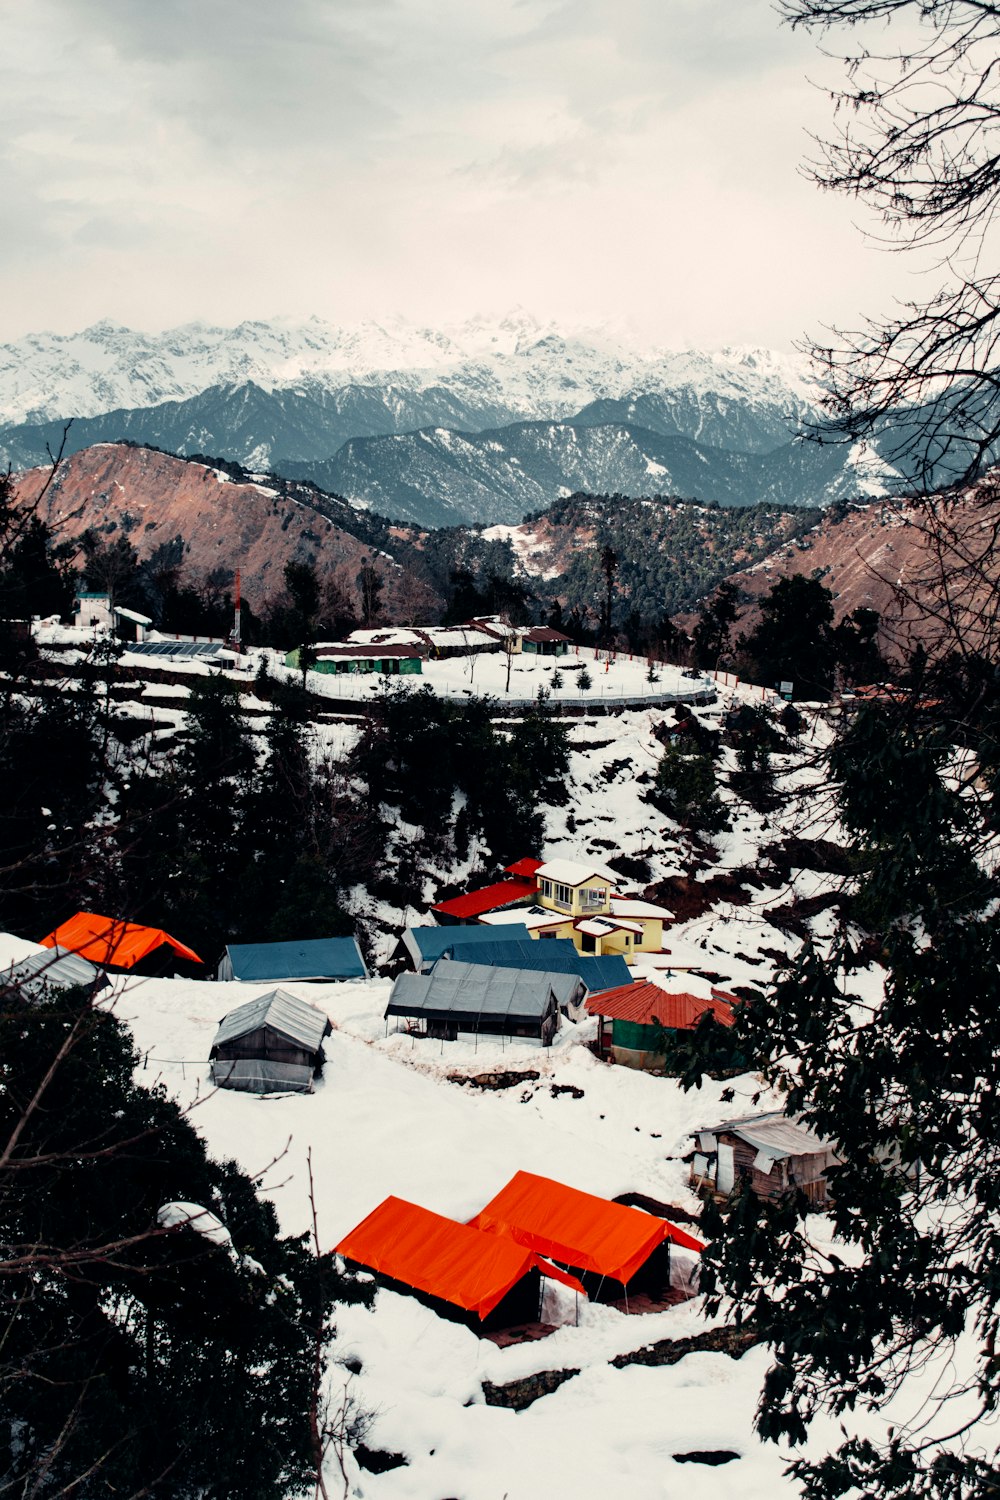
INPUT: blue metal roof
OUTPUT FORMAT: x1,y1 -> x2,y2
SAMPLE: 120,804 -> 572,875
403,924 -> 530,964
448,937 -> 631,994
223,936 -> 367,982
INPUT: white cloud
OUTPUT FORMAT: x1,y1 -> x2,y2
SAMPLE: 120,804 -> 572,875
0,0 -> 918,349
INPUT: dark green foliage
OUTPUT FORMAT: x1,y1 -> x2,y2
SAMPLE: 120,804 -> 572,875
651,743 -> 729,832
351,682 -> 567,867
692,581 -> 741,670
523,494 -> 819,639
831,606 -> 886,687
727,702 -> 781,811
739,575 -> 836,698
830,703 -> 987,930
651,1007 -> 756,1088
0,688 -> 107,936
0,988 -> 372,1499
695,689 -> 1000,1497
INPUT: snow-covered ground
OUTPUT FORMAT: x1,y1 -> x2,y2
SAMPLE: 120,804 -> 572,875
10,631 -> 915,1497
110,967 -> 795,1499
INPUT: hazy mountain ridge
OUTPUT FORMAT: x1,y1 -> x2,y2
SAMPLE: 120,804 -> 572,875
0,314 -> 817,427
288,419 -> 876,527
0,315 -> 903,528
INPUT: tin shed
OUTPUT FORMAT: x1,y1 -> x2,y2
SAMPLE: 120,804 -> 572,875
210,988 -> 331,1094
691,1112 -> 840,1206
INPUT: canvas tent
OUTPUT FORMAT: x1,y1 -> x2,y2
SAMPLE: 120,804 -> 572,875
39,912 -> 203,972
450,936 -> 631,1005
469,1170 -> 703,1302
385,959 -> 562,1045
335,1196 -> 584,1333
210,988 -> 331,1094
217,936 -> 368,983
1,944 -> 105,998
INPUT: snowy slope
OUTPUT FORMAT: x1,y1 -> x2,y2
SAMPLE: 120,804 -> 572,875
96,675 -> 904,1500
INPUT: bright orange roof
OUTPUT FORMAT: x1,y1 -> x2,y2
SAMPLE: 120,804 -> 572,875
39,912 -> 203,969
335,1196 -> 582,1319
585,980 -> 736,1030
469,1171 -> 703,1283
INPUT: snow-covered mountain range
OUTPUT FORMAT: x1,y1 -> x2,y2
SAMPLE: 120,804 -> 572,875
0,312 -> 817,428
0,314 -> 907,525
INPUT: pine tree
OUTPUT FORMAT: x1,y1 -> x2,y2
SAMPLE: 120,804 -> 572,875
0,987 -> 372,1500
695,692 -> 1000,1499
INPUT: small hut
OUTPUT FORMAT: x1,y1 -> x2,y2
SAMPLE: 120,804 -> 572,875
520,627 -> 570,657
335,1196 -> 584,1335
691,1112 -> 839,1206
210,988 -> 331,1094
587,981 -> 737,1071
469,1171 -> 703,1305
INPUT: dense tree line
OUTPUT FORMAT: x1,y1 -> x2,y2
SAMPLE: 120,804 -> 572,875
0,987 -> 372,1499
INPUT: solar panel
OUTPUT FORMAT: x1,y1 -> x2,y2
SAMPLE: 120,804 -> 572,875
125,640 -> 227,659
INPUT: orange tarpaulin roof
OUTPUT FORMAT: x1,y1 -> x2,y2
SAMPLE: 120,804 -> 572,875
335,1196 -> 583,1319
469,1171 -> 703,1284
39,912 -> 203,969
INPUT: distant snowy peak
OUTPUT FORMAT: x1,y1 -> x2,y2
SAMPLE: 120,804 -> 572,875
0,314 -> 818,426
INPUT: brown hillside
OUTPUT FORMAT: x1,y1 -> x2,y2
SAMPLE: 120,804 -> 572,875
699,485 -> 1000,660
13,444 -> 439,617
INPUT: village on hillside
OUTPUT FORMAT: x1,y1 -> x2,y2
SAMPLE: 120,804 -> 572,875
0,584 -> 893,1498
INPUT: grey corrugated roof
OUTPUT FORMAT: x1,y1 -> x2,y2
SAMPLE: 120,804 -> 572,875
211,988 -> 331,1052
703,1111 -> 832,1161
386,959 -> 558,1022
2,945 -> 103,995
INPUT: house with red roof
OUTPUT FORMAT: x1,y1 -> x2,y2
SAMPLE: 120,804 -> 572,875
586,979 -> 738,1071
433,855 -> 673,959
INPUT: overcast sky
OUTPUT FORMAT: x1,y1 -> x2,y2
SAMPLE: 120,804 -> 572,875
1,0 -> 922,350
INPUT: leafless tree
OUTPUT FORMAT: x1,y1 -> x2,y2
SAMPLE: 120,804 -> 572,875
783,1 -> 1000,491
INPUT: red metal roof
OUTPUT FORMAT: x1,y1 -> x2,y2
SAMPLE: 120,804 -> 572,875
523,627 -> 571,643
432,878 -> 536,921
504,857 -> 543,878
585,980 -> 736,1030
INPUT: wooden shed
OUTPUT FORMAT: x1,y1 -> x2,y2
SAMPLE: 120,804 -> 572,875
209,988 -> 331,1094
690,1112 -> 840,1206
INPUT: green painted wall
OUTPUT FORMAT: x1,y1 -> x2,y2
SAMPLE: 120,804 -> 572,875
612,1017 -> 664,1053
283,651 -> 422,675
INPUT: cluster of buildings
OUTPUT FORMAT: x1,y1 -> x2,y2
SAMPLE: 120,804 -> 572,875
2,873 -> 841,1339
285,620 -> 571,676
